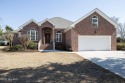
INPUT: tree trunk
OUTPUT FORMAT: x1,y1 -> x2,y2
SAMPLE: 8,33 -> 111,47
120,39 -> 123,43
23,44 -> 27,51
9,40 -> 11,47
9,41 -> 13,47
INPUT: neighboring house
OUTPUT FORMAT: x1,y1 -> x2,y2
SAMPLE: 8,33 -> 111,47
14,8 -> 118,51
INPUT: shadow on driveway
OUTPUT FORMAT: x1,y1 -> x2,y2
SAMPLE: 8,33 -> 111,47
90,57 -> 125,78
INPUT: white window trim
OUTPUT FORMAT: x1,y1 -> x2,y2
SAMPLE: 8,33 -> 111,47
36,31 -> 38,40
92,16 -> 98,27
56,31 -> 62,42
28,29 -> 38,41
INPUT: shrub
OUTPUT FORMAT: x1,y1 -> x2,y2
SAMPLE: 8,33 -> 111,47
9,46 -> 19,51
117,43 -> 125,50
27,41 -> 37,50
18,34 -> 30,50
55,43 -> 65,50
65,45 -> 72,51
2,45 -> 23,52
15,45 -> 23,50
2,47 -> 10,51
55,43 -> 71,51
117,37 -> 125,43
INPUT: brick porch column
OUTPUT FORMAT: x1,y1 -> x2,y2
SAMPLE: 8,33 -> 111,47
43,29 -> 45,44
39,27 -> 41,40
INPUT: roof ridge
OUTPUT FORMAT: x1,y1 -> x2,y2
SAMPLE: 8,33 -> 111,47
48,17 -> 73,23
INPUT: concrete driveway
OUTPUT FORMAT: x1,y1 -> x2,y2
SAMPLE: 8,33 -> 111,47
76,51 -> 125,78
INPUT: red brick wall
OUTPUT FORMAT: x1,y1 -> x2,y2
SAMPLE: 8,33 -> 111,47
21,22 -> 40,42
70,12 -> 116,51
13,33 -> 21,45
20,21 -> 66,45
71,29 -> 78,51
65,29 -> 71,47
21,22 -> 39,34
40,21 -> 54,28
111,31 -> 117,50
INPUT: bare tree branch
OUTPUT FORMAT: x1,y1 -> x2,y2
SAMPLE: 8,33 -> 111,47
111,17 -> 125,42
18,34 -> 30,50
6,32 -> 14,47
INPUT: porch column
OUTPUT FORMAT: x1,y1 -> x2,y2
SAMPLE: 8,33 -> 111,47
38,27 -> 42,50
39,27 -> 41,41
53,28 -> 55,50
43,29 -> 45,44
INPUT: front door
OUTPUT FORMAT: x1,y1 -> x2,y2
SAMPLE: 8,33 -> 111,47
45,33 -> 50,43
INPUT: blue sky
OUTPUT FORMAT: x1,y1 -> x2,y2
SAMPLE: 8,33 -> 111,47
0,0 -> 125,30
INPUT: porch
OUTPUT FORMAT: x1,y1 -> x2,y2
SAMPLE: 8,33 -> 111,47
38,27 -> 55,50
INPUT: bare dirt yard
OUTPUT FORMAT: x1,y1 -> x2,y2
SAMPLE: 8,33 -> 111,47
0,46 -> 125,83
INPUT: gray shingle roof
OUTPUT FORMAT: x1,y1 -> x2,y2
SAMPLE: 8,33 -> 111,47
48,17 -> 73,28
17,17 -> 73,32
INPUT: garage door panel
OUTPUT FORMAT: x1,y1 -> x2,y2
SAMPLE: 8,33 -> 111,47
78,36 -> 111,51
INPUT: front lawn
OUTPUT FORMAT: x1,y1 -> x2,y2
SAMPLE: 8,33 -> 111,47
0,46 -> 124,83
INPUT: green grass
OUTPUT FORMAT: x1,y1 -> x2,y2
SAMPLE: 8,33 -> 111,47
117,42 -> 125,50
117,42 -> 125,46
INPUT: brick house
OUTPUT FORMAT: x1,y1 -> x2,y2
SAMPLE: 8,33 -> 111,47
15,8 -> 118,51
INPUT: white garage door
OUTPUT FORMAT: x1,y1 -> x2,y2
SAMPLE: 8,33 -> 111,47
78,36 -> 111,51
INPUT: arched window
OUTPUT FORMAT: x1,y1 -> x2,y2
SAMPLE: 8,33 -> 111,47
56,31 -> 62,42
92,16 -> 98,27
27,29 -> 38,41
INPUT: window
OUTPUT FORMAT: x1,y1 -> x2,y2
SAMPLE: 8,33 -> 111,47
56,31 -> 62,42
27,29 -> 38,41
92,16 -> 98,27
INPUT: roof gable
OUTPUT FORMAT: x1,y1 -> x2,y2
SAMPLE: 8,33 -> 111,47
39,17 -> 73,28
38,18 -> 54,26
71,8 -> 118,28
64,8 -> 118,32
18,19 -> 38,31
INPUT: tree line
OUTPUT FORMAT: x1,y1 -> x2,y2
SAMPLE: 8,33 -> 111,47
112,17 -> 125,43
